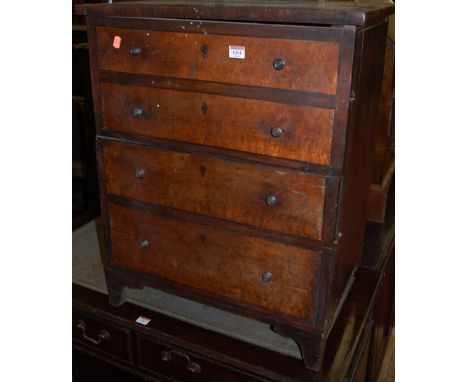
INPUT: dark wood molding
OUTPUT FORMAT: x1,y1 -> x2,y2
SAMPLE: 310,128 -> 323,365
107,194 -> 324,251
91,14 -> 345,41
76,1 -> 395,27
98,70 -> 337,109
99,131 -> 334,176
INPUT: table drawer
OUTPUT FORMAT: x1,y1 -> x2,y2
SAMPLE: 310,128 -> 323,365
95,26 -> 340,94
72,311 -> 132,362
102,139 -> 326,240
109,203 -> 320,319
101,82 -> 335,165
137,336 -> 262,381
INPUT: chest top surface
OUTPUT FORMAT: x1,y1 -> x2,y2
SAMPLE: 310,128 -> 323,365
77,0 -> 394,26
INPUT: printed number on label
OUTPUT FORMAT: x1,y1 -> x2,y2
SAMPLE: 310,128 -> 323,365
229,45 -> 245,59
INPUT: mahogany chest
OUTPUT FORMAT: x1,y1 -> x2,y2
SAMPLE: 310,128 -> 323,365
78,0 -> 394,371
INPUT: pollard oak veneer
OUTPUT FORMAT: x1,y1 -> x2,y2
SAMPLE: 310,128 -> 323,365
77,0 -> 394,371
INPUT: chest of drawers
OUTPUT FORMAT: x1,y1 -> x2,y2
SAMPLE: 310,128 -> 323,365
78,0 -> 394,371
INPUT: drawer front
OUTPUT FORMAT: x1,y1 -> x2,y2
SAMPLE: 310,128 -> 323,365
137,336 -> 261,381
102,139 -> 326,240
72,311 -> 132,362
101,82 -> 335,165
96,27 -> 340,94
109,203 -> 320,319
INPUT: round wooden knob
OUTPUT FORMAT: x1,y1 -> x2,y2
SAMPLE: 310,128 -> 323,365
262,272 -> 272,283
139,239 -> 149,249
271,127 -> 283,138
134,168 -> 145,178
129,47 -> 142,57
273,58 -> 285,70
265,195 -> 278,206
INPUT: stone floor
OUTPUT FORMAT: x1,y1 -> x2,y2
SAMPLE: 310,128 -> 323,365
378,328 -> 395,382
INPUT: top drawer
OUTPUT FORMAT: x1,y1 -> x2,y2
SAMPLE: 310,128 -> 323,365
95,26 -> 340,94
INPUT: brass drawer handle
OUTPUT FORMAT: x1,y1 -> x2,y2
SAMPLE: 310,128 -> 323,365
129,47 -> 142,57
76,319 -> 110,345
161,349 -> 202,374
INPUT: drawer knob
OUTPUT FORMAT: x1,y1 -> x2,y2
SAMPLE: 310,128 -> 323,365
76,319 -> 111,345
132,107 -> 143,118
134,168 -> 145,178
265,195 -> 278,206
273,58 -> 285,70
161,350 -> 202,374
129,47 -> 142,57
271,127 -> 283,138
262,272 -> 273,283
139,239 -> 150,249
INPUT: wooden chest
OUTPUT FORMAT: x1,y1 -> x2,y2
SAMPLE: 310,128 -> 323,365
77,0 -> 394,371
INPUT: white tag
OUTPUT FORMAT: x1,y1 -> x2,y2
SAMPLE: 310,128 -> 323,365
229,45 -> 245,59
135,316 -> 151,325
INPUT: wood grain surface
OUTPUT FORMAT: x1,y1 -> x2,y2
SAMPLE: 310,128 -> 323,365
100,82 -> 335,165
96,27 -> 340,94
102,139 -> 326,240
109,203 -> 320,319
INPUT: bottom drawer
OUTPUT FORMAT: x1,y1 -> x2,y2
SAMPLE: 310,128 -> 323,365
137,336 -> 261,381
72,311 -> 132,362
108,203 -> 320,320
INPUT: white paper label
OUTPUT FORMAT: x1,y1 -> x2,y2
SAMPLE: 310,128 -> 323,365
135,316 -> 151,325
229,45 -> 245,59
